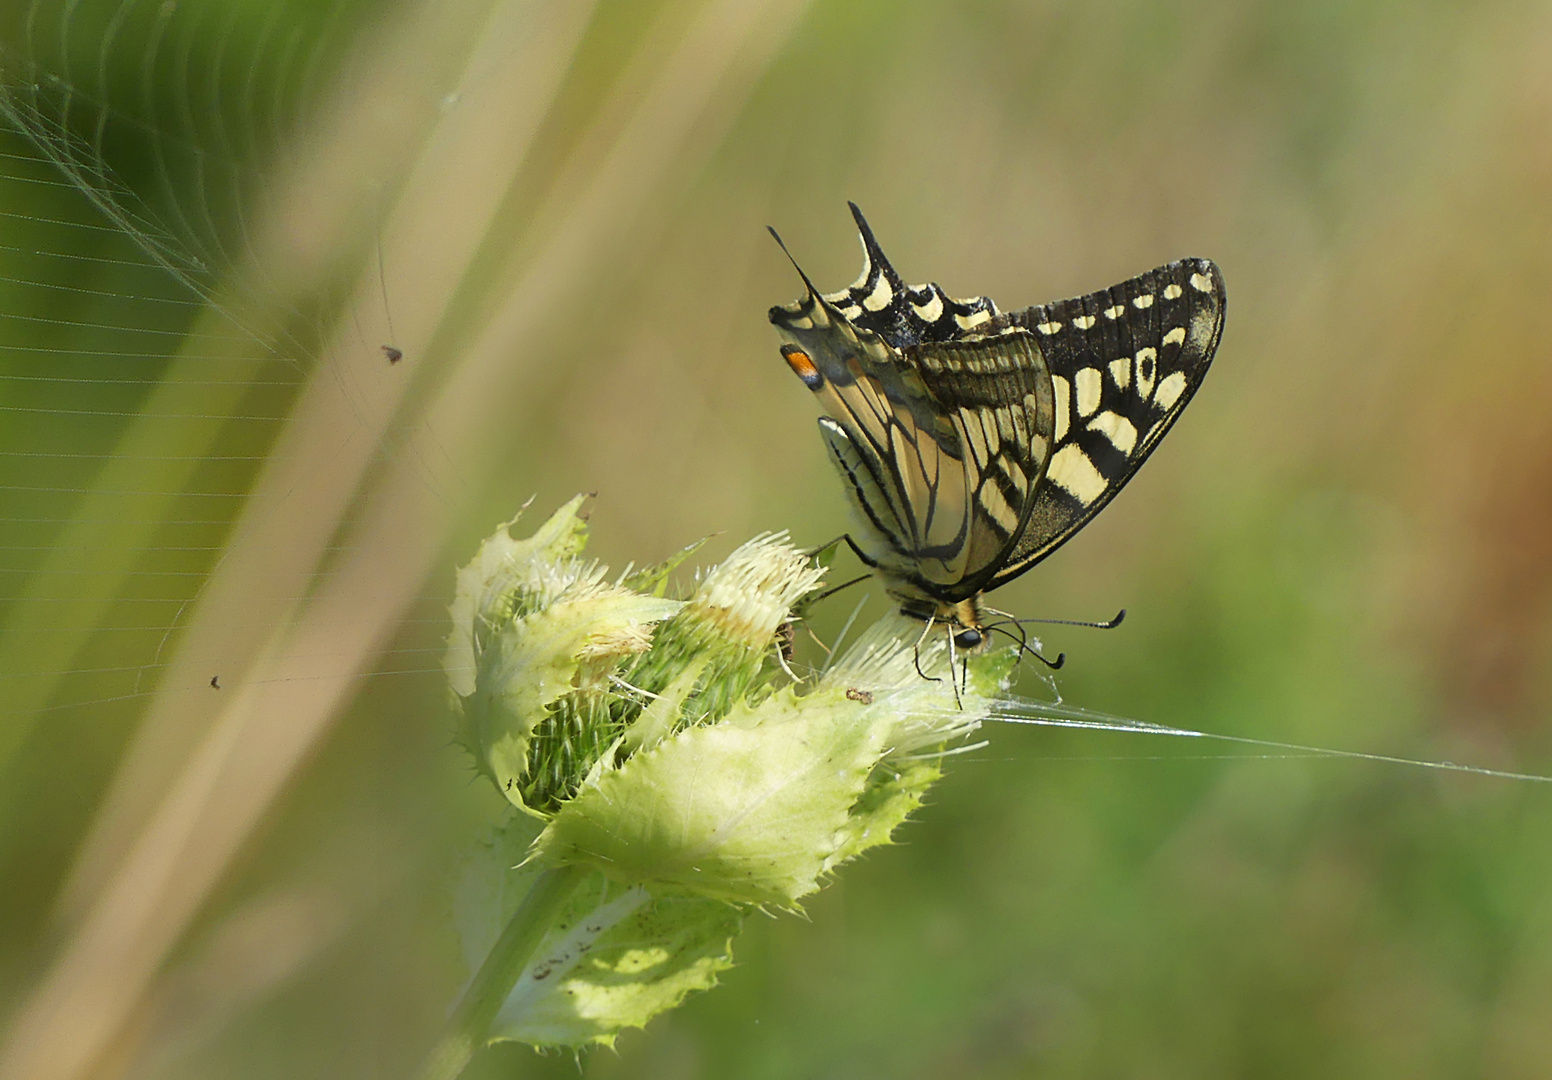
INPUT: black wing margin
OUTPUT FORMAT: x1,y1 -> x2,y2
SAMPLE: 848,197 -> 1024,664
987,257 -> 1225,587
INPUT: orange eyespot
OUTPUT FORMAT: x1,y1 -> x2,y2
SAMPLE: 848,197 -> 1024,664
781,344 -> 823,389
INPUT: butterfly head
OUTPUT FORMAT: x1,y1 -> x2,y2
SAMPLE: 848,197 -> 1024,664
895,594 -> 990,652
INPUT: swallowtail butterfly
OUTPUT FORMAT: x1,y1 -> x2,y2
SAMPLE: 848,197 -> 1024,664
769,204 -> 1225,652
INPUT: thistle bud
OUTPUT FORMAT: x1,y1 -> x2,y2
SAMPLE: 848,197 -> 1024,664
622,532 -> 825,723
446,499 -> 1015,1051
443,497 -> 682,814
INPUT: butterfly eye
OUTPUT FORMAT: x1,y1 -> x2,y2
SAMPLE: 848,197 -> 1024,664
953,628 -> 983,651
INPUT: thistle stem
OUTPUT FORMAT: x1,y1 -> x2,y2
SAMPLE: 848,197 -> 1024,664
416,863 -> 587,1080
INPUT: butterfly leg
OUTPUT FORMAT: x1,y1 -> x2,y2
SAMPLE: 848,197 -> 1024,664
802,535 -> 849,561
802,534 -> 879,571
944,624 -> 964,711
792,573 -> 871,615
912,615 -> 943,684
805,532 -> 882,569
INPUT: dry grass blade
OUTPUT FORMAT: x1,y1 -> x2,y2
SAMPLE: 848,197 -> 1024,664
52,0 -> 600,929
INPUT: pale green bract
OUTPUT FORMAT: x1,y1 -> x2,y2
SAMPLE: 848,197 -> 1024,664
441,498 -> 1016,1052
534,684 -> 892,905
455,818 -> 741,1049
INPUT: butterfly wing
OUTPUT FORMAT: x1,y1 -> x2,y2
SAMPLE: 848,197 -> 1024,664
899,333 -> 1055,596
801,335 -> 975,589
803,331 -> 1055,600
769,206 -> 1221,604
985,257 -> 1226,587
771,294 -> 974,592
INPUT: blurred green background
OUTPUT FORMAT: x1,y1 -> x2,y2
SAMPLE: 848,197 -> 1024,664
1,0 -> 1551,1077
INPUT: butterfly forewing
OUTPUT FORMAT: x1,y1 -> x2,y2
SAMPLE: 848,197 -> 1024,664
986,258 -> 1225,587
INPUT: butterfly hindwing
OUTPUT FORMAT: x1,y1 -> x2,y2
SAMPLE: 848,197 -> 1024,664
802,332 -> 1052,595
986,257 -> 1225,586
817,202 -> 1001,348
900,332 -> 1054,593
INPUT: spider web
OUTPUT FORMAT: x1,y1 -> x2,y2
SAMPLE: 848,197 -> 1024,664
0,0 -> 388,748
0,2 -> 838,1075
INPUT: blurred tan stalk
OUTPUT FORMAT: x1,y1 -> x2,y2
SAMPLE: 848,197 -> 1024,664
0,0 -> 810,1077
51,0 -> 598,930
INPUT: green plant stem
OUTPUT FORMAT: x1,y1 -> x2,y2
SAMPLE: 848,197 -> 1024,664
416,863 -> 587,1080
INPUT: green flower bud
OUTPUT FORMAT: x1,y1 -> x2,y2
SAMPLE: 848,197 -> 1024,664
534,611 -> 1015,906
444,497 -> 682,814
622,532 -> 826,724
440,500 -> 1018,1059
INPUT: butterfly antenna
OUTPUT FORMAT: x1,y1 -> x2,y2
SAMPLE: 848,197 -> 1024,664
987,624 -> 1066,671
987,607 -> 1126,631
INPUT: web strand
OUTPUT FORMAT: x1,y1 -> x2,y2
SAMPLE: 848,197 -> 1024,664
981,698 -> 1552,784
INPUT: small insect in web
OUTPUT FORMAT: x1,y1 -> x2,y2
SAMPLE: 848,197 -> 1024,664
382,345 -> 403,363
768,203 -> 1225,679
210,675 -> 220,690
